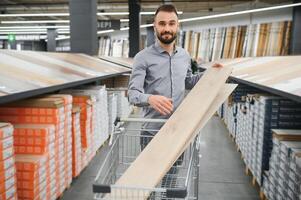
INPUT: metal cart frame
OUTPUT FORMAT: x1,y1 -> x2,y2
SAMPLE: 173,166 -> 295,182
93,118 -> 200,199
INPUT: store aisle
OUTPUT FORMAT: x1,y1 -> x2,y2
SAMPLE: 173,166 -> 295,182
197,116 -> 259,200
61,116 -> 259,200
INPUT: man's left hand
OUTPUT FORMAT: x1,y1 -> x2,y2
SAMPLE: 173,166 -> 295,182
212,63 -> 223,68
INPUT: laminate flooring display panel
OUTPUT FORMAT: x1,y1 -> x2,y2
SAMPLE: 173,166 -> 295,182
99,56 -> 133,69
202,56 -> 301,99
0,50 -> 129,98
109,66 -> 233,199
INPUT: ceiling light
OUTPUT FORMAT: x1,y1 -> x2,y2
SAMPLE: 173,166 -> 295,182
120,27 -> 129,31
56,36 -> 70,41
0,11 -> 183,18
0,26 -> 69,29
179,2 -> 301,23
97,29 -> 114,34
0,13 -> 69,17
120,19 -> 129,22
97,12 -> 129,16
1,20 -> 69,24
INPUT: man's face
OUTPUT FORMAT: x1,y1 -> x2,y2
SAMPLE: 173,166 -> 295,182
154,11 -> 179,44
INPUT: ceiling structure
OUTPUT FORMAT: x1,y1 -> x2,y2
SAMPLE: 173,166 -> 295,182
0,0 -> 293,38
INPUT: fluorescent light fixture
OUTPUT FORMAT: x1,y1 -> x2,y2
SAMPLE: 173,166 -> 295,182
120,23 -> 153,31
0,26 -> 69,29
179,2 -> 301,23
120,27 -> 129,31
140,11 -> 183,15
97,29 -> 115,34
97,11 -> 183,16
1,20 -> 70,24
0,32 -> 47,35
0,29 -> 69,32
120,19 -> 129,22
140,24 -> 153,28
56,36 -> 70,41
0,29 -> 47,32
97,12 -> 128,16
0,31 -> 70,34
0,11 -> 183,18
0,13 -> 69,17
118,3 -> 301,32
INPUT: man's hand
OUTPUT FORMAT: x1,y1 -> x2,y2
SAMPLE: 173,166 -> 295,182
148,95 -> 173,116
212,63 -> 223,68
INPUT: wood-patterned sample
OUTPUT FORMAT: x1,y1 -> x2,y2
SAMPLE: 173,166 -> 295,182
113,66 -> 233,199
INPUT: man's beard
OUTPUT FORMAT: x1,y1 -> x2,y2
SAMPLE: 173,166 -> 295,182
157,31 -> 177,44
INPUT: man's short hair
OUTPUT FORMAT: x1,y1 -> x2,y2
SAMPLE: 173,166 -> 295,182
154,4 -> 178,18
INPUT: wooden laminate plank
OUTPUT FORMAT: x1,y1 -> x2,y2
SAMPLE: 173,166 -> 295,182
113,66 -> 232,199
1,50 -> 93,78
109,83 -> 236,199
44,52 -> 128,73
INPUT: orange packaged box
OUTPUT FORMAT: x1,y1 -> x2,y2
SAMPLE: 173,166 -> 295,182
0,107 -> 62,116
0,175 -> 16,194
0,165 -> 15,181
17,179 -> 40,190
14,124 -> 55,138
45,94 -> 73,106
17,187 -> 39,199
0,123 -> 13,140
0,115 -> 62,124
15,154 -> 48,172
0,147 -> 14,161
0,137 -> 13,151
15,145 -> 49,155
0,184 -> 16,200
14,136 -> 50,146
0,156 -> 14,172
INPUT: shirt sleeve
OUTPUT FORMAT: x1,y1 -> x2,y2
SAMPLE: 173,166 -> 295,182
128,53 -> 151,106
185,58 -> 204,90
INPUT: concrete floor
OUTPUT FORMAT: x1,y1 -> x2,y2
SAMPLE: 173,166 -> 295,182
61,116 -> 259,200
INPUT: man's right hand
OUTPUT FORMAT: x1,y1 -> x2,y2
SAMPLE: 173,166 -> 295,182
148,95 -> 173,116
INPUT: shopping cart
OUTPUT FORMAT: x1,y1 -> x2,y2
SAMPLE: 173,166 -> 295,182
93,117 -> 200,199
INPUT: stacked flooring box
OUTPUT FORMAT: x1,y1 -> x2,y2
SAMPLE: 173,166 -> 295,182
0,123 -> 17,200
262,130 -> 301,200
107,88 -> 133,119
71,106 -> 82,178
60,85 -> 110,151
0,96 -> 73,199
221,88 -> 301,187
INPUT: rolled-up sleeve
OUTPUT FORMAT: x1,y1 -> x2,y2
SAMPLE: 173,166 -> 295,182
185,61 -> 204,90
128,54 -> 151,106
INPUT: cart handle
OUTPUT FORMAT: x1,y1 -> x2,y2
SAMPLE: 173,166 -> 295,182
115,117 -> 167,124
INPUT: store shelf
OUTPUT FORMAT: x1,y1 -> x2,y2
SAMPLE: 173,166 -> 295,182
0,50 -> 130,105
201,56 -> 301,103
99,56 -> 132,69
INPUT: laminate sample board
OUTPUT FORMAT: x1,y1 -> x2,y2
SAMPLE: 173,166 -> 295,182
201,56 -> 301,102
0,50 -> 130,104
110,66 -> 234,199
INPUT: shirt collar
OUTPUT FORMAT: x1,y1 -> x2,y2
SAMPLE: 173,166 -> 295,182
154,40 -> 178,55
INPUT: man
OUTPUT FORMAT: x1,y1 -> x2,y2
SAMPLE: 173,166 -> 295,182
128,4 -> 222,194
128,4 -> 222,140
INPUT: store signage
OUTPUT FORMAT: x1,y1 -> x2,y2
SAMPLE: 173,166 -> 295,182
7,34 -> 16,42
16,35 -> 42,41
98,20 -> 120,30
